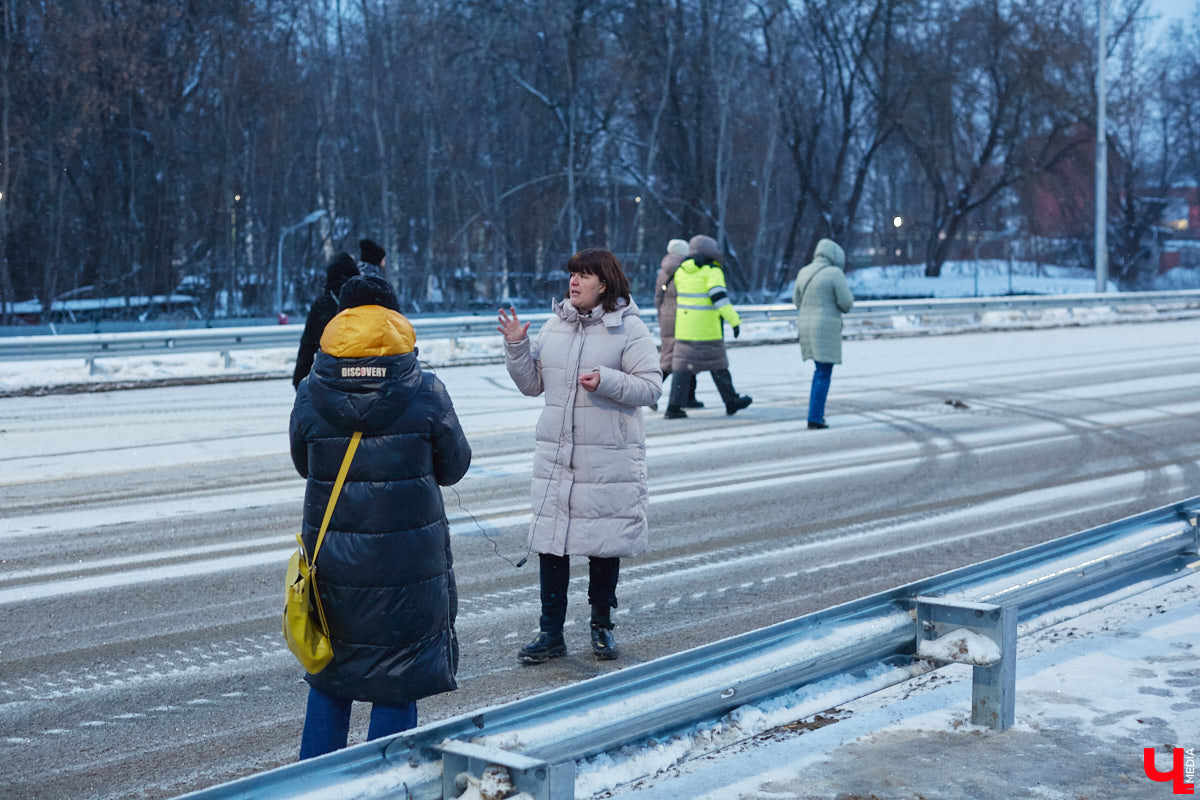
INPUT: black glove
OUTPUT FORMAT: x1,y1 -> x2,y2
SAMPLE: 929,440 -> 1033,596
732,324 -> 741,338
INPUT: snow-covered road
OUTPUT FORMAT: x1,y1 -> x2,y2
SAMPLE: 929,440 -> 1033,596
1,319 -> 1198,799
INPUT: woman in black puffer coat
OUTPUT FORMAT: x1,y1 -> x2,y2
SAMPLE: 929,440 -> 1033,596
289,275 -> 471,759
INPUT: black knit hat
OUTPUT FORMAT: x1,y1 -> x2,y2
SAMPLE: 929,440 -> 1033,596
359,238 -> 386,267
338,275 -> 400,312
324,252 -> 358,292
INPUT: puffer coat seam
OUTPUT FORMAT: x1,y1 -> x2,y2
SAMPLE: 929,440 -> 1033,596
330,624 -> 448,649
319,565 -> 445,589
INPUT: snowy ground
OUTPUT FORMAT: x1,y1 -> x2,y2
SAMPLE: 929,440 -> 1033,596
5,288 -> 1199,397
594,569 -> 1200,800
4,260 -> 1198,396
843,259 -> 1118,298
810,259 -> 1198,300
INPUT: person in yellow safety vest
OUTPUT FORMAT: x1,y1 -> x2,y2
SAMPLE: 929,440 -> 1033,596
663,235 -> 753,419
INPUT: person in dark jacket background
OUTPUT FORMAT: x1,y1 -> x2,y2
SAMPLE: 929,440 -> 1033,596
358,237 -> 386,279
289,274 -> 472,759
291,253 -> 358,389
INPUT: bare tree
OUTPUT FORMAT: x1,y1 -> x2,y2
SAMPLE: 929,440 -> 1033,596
0,0 -> 14,324
894,0 -> 1144,278
754,0 -> 907,284
0,0 -> 1186,320
1105,7 -> 1169,287
1159,12 -> 1200,227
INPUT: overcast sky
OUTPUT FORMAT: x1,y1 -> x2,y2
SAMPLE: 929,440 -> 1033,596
1148,0 -> 1197,30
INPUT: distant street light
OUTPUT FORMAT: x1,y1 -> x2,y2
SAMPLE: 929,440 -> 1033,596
276,209 -> 327,315
633,195 -> 645,276
892,216 -> 902,228
1095,0 -> 1108,292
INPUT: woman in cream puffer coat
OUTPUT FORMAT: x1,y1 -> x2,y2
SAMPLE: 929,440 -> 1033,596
499,248 -> 662,664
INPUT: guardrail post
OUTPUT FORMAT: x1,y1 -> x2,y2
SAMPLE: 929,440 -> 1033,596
915,597 -> 1016,731
438,740 -> 575,800
1181,509 -> 1199,559
1182,513 -> 1200,573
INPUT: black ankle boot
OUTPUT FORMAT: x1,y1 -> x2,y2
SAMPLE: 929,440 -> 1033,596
664,406 -> 687,419
518,631 -> 566,664
725,395 -> 752,415
590,624 -> 620,660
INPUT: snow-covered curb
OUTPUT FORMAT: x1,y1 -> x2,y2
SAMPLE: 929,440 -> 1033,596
597,569 -> 1200,799
4,302 -> 1199,397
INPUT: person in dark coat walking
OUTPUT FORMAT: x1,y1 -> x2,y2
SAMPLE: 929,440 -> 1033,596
358,238 -> 386,279
289,274 -> 471,759
292,253 -> 358,389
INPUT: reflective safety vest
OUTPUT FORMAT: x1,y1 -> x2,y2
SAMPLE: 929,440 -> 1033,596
672,258 -> 741,342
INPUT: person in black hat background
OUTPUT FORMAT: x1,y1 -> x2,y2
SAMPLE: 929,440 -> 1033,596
292,253 -> 359,388
358,238 -> 386,279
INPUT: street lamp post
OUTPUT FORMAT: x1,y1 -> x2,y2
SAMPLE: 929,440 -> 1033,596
276,209 -> 328,316
1094,0 -> 1108,292
634,195 -> 644,281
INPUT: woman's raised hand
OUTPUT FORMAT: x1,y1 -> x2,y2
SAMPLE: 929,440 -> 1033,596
497,307 -> 530,343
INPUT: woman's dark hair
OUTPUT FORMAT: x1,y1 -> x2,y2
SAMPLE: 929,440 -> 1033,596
565,248 -> 631,313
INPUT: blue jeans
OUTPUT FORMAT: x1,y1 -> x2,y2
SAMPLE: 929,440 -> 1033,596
299,685 -> 417,760
808,361 -> 834,424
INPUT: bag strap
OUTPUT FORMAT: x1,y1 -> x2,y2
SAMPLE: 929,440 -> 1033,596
795,263 -> 831,303
309,431 -> 362,568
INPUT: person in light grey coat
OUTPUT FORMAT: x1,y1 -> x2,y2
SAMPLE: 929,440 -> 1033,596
654,238 -> 690,375
654,238 -> 702,411
793,238 -> 854,429
498,248 -> 662,664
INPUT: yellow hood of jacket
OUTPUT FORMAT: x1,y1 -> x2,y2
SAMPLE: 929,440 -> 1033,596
319,305 -> 416,358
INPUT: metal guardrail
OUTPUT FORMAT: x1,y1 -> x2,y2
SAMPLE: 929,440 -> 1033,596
2,290 -> 1199,363
0,314 -> 546,361
176,496 -> 1199,800
842,288 -> 1200,317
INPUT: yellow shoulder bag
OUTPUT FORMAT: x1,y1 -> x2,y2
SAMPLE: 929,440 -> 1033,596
284,431 -> 361,674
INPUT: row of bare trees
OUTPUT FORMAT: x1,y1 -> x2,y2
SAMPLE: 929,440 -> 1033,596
1,0 -> 1195,321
